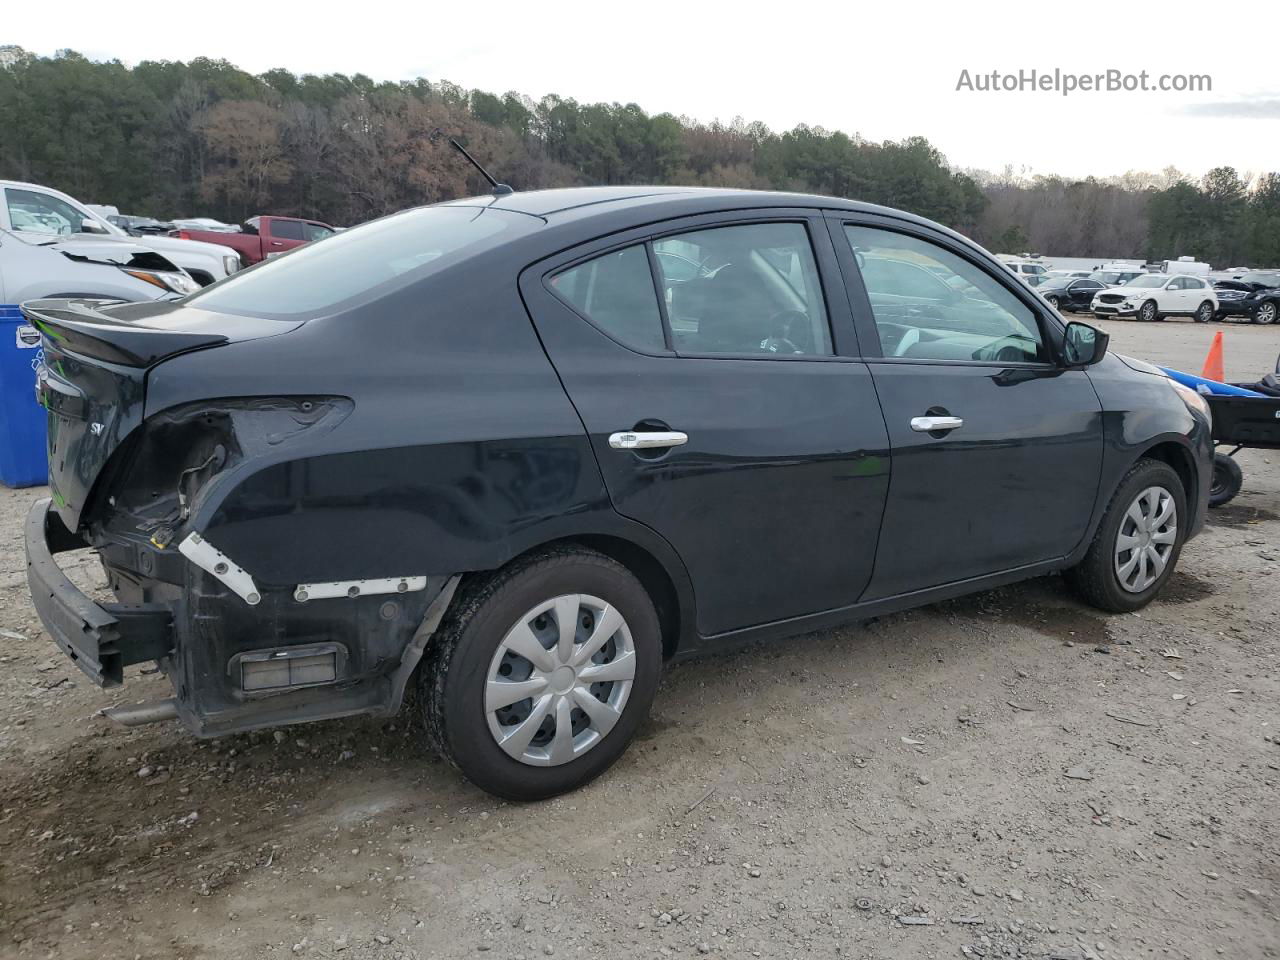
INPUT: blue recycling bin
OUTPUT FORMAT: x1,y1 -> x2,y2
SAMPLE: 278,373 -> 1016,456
0,305 -> 49,488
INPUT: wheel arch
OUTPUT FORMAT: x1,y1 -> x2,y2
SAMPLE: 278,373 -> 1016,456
501,533 -> 694,659
1139,438 -> 1199,508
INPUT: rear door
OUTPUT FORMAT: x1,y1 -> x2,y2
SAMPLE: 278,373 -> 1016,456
521,212 -> 890,638
828,215 -> 1104,600
1182,276 -> 1210,313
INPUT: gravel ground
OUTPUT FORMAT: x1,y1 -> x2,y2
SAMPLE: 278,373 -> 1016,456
1,319 -> 1277,960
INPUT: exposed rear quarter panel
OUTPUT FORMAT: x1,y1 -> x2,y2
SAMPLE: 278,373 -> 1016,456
142,267 -> 690,595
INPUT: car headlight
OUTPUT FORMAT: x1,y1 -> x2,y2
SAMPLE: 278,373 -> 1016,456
123,268 -> 200,296
223,253 -> 241,275
1169,379 -> 1211,422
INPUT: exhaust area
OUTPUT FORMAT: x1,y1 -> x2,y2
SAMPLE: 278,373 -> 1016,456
100,698 -> 179,727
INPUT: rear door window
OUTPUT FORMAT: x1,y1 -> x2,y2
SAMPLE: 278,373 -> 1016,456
655,223 -> 832,356
551,246 -> 666,353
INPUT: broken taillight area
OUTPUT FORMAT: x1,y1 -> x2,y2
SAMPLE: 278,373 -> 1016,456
86,396 -> 352,557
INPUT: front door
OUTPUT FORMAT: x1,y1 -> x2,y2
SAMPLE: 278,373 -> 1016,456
521,214 -> 890,637
1068,279 -> 1103,311
830,217 -> 1105,601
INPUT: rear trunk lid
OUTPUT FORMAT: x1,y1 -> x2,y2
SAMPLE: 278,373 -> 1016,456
24,297 -> 299,530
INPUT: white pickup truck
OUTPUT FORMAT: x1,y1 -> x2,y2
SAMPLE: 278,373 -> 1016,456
0,227 -> 199,305
0,180 -> 242,286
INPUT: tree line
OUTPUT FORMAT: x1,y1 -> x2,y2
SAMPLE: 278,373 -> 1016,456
0,47 -> 1276,268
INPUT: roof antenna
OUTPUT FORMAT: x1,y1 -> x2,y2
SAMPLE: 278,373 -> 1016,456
432,129 -> 513,196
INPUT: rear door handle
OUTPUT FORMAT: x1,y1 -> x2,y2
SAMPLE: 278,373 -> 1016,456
608,430 -> 688,450
910,416 -> 964,433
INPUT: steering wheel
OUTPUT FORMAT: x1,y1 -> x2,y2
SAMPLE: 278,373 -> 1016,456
761,336 -> 802,354
762,311 -> 810,354
893,327 -> 920,358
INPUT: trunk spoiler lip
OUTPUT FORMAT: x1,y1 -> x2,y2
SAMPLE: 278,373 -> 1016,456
21,298 -> 230,368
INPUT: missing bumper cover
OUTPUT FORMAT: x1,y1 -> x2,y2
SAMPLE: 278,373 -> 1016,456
230,643 -> 348,693
178,532 -> 261,605
293,576 -> 428,603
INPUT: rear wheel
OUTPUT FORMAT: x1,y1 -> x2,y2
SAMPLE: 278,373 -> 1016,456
1066,459 -> 1186,612
1140,300 -> 1158,322
1209,453 -> 1243,506
420,547 -> 662,800
1255,301 -> 1277,325
1195,301 -> 1214,324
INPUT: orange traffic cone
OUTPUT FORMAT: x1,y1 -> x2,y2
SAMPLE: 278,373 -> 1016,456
1201,331 -> 1225,383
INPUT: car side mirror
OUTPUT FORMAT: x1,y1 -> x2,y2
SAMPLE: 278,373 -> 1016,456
1062,321 -> 1109,367
80,218 -> 109,235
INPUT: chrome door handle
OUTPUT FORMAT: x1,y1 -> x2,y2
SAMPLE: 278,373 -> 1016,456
608,430 -> 688,450
910,416 -> 964,433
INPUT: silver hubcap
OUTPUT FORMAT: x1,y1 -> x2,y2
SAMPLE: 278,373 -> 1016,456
1258,303 -> 1276,324
485,594 -> 635,766
1114,486 -> 1177,593
1142,302 -> 1155,320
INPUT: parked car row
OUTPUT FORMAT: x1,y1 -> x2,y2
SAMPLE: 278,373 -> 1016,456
3,180 -> 242,288
1,179 -> 340,312
1038,268 -> 1279,326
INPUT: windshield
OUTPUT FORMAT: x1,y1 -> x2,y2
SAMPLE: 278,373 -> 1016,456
3,186 -> 126,239
184,204 -> 522,318
1124,275 -> 1166,289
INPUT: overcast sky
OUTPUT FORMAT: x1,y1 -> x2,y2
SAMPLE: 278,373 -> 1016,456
7,1 -> 1278,181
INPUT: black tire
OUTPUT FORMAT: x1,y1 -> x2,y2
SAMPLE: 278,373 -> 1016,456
1255,301 -> 1277,325
1066,458 -> 1187,613
1045,295 -> 1060,309
1209,453 -> 1243,507
1195,301 -> 1214,324
1140,300 -> 1158,322
419,546 -> 662,800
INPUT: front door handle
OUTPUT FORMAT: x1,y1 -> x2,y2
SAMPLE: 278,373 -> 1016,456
608,430 -> 688,450
910,416 -> 964,433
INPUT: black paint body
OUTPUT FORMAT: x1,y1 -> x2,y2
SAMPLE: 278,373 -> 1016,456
22,187 -> 1212,737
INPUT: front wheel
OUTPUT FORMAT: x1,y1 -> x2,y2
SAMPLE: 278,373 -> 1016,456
1255,301 -> 1277,325
1209,453 -> 1243,506
1066,459 -> 1186,612
420,547 -> 662,800
1140,300 -> 1158,322
1045,294 -> 1060,309
1195,301 -> 1214,324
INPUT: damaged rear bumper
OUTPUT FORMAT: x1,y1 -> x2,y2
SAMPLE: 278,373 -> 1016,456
26,496 -> 460,736
25,498 -> 172,687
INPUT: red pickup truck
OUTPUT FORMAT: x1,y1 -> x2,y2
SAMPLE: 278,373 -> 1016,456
173,215 -> 337,265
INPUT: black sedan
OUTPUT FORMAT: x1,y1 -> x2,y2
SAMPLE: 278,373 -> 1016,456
1214,272 -> 1280,324
1037,276 -> 1106,313
23,186 -> 1213,800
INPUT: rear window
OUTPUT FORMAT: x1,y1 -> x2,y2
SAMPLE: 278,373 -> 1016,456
185,206 -> 517,318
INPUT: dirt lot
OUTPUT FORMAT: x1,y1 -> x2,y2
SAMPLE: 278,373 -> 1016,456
1,319 -> 1277,960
